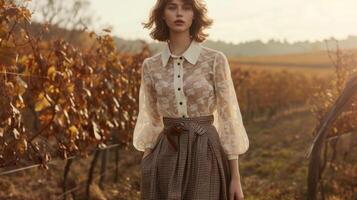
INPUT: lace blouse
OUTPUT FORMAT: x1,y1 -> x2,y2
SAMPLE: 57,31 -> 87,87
132,40 -> 249,160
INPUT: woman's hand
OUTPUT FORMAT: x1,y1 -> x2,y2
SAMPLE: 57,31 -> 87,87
142,148 -> 153,160
229,175 -> 245,200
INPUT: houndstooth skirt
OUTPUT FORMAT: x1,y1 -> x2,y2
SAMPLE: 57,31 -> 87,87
140,115 -> 231,200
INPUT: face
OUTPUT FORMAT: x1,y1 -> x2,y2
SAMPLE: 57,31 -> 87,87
163,0 -> 194,34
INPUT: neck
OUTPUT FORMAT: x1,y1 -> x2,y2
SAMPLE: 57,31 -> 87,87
168,31 -> 192,56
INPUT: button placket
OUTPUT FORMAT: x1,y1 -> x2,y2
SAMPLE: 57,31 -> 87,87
173,56 -> 187,118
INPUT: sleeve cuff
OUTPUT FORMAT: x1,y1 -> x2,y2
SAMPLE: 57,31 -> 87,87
227,154 -> 239,160
144,143 -> 155,150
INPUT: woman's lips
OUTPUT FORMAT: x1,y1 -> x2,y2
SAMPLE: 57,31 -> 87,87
174,20 -> 185,25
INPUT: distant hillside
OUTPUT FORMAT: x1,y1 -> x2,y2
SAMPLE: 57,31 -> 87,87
114,35 -> 357,58
24,21 -> 357,58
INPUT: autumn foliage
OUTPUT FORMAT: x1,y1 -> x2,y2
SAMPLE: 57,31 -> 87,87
0,0 -> 149,168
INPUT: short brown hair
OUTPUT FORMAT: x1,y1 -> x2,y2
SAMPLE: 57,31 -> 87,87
142,0 -> 213,43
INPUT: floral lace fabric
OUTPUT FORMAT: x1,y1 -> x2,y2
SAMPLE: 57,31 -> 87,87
132,40 -> 249,160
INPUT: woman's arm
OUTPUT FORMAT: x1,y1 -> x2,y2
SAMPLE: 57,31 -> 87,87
212,51 -> 248,200
229,158 -> 240,179
229,158 -> 245,200
133,58 -> 164,155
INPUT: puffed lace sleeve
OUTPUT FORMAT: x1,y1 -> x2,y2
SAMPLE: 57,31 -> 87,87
212,52 -> 249,160
132,58 -> 164,152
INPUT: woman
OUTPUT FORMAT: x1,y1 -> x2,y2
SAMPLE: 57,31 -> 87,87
132,0 -> 249,199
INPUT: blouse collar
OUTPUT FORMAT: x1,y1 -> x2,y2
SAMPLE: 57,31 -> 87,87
161,39 -> 202,67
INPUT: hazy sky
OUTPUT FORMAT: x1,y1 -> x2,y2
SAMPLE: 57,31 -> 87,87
34,0 -> 357,44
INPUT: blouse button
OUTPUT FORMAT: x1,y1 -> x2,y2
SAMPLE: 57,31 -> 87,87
178,75 -> 180,78
177,63 -> 180,65
178,87 -> 181,91
182,115 -> 185,118
179,57 -> 183,60
179,102 -> 183,105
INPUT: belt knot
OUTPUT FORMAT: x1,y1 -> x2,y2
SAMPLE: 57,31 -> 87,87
163,121 -> 208,151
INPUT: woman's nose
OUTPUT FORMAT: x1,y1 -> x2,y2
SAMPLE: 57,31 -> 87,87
176,7 -> 183,16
